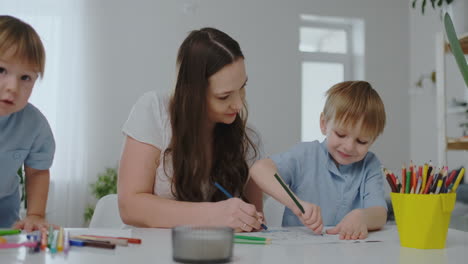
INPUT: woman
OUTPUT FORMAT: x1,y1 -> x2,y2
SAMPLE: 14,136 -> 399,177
118,28 -> 264,232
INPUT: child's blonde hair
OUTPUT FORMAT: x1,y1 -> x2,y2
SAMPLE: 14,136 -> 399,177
322,81 -> 386,141
0,15 -> 45,77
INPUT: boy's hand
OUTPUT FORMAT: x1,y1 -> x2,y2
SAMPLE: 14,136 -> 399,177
12,214 -> 50,232
291,200 -> 323,234
326,209 -> 368,240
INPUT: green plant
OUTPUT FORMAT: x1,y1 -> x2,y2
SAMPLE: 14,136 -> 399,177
411,0 -> 454,15
444,13 -> 468,136
84,167 -> 118,223
17,166 -> 26,209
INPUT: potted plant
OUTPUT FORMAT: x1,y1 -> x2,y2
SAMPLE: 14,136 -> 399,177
84,167 -> 118,224
411,0 -> 454,15
17,166 -> 27,219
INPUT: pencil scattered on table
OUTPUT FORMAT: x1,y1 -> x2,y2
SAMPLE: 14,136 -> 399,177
383,162 -> 465,194
234,235 -> 271,245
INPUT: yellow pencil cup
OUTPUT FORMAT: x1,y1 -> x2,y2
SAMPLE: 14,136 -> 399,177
390,192 -> 456,249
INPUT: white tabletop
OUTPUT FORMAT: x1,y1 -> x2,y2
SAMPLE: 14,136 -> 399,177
0,225 -> 467,264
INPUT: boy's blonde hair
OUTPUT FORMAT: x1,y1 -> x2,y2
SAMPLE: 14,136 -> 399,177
322,81 -> 386,141
0,15 -> 45,77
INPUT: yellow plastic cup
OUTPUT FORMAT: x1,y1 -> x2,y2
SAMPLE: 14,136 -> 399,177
390,192 -> 456,249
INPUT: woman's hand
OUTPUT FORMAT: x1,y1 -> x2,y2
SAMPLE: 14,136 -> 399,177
291,200 -> 323,235
326,209 -> 368,240
212,198 -> 263,232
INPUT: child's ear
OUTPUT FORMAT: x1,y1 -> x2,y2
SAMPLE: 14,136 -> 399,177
320,113 -> 327,135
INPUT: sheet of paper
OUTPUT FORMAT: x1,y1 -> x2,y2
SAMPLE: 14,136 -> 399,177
246,226 -> 385,245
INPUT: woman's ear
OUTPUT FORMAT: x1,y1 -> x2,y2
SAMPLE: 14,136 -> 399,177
320,113 -> 327,136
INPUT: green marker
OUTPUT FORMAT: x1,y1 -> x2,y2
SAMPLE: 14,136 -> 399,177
0,229 -> 21,236
48,225 -> 54,248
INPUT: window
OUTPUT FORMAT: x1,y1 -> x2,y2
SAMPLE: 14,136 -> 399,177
300,15 -> 365,142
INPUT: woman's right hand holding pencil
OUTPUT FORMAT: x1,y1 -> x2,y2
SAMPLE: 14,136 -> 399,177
212,198 -> 263,232
292,200 -> 323,235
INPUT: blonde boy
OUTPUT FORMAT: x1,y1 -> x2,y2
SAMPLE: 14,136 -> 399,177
0,15 -> 55,230
251,81 -> 387,240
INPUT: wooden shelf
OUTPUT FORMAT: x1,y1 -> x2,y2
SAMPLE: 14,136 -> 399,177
445,34 -> 468,54
447,137 -> 468,150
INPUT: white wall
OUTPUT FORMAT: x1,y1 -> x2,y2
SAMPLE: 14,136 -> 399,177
409,3 -> 468,170
80,0 -> 409,179
2,0 -> 411,225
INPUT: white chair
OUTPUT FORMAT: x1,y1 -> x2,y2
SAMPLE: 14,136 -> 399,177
263,195 -> 285,227
89,194 -> 125,228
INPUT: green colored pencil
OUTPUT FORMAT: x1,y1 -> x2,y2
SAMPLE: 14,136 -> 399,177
234,235 -> 270,242
274,173 -> 304,213
234,239 -> 271,245
405,171 -> 411,193
0,229 -> 21,236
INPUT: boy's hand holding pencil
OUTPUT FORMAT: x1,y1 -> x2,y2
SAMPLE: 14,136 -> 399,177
292,200 -> 323,235
273,173 -> 323,235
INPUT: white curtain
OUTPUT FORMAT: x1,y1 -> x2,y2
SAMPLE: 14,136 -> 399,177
4,2 -> 89,227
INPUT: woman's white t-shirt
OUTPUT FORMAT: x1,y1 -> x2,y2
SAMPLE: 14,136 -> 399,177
122,90 -> 263,200
122,91 -> 175,199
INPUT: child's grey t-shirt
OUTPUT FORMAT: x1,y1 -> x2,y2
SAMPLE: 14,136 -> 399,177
0,103 -> 55,227
270,140 -> 387,227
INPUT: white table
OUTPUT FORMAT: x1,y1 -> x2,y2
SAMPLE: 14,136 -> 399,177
0,225 -> 467,264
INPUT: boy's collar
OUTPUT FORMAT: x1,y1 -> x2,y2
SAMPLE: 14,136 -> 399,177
0,114 -> 11,122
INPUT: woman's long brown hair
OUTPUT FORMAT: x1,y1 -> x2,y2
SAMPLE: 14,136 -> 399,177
164,28 -> 258,202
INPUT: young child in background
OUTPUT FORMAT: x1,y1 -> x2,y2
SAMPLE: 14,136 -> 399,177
0,15 -> 55,231
251,81 -> 387,240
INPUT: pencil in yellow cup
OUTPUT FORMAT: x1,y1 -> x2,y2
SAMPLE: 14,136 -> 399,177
391,192 -> 456,249
449,168 -> 465,193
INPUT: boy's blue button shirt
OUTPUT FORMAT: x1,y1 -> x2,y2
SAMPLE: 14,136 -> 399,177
270,140 -> 387,227
0,103 -> 55,227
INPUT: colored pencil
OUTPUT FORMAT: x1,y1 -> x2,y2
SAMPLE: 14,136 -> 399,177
85,235 -> 141,244
234,235 -> 271,242
451,167 -> 465,192
234,239 -> 271,245
215,182 -> 268,230
274,173 -> 305,214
